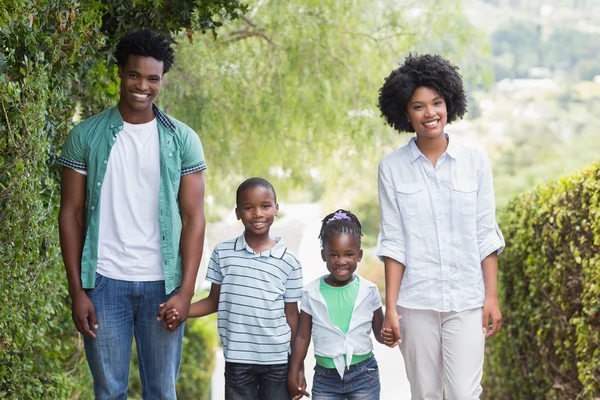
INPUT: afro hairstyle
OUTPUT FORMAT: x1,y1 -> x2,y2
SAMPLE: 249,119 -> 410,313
377,54 -> 467,133
114,28 -> 175,74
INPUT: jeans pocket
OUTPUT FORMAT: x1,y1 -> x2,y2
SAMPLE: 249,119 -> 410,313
84,273 -> 107,299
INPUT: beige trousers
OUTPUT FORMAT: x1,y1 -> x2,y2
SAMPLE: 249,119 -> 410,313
398,306 -> 486,400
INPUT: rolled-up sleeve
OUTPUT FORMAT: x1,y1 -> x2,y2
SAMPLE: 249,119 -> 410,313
376,160 -> 407,265
476,150 -> 505,261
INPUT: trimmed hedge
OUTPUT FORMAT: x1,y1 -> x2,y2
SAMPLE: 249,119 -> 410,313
483,162 -> 600,399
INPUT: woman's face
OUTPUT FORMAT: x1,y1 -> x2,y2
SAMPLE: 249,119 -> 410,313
406,86 -> 447,139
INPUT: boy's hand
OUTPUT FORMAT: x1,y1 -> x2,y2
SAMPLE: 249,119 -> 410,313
157,293 -> 191,331
158,304 -> 180,329
288,373 -> 310,399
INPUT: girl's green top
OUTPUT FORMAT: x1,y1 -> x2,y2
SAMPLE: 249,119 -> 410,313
314,276 -> 373,369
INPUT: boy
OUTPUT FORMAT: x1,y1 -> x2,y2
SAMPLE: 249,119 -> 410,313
59,28 -> 206,399
162,177 -> 303,400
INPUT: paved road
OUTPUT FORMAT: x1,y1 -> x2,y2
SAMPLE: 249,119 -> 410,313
209,203 -> 411,399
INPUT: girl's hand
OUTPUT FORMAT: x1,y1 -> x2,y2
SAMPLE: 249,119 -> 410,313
383,309 -> 402,348
287,372 -> 310,399
482,297 -> 502,338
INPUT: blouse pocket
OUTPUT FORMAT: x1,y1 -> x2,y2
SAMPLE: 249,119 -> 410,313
396,183 -> 425,217
452,177 -> 477,217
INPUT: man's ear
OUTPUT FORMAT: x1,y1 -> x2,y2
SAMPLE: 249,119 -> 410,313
321,249 -> 326,262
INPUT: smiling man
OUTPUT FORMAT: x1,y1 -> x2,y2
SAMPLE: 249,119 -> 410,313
58,29 -> 206,399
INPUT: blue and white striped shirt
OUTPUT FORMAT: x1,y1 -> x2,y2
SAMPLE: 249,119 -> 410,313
206,234 -> 303,364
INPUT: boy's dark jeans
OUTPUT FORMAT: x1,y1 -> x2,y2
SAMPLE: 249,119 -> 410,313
225,361 -> 290,400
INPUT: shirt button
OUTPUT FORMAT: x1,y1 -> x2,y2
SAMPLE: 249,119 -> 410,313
112,137 -> 116,141
97,182 -> 101,186
103,160 -> 108,164
91,206 -> 95,210
168,152 -> 172,157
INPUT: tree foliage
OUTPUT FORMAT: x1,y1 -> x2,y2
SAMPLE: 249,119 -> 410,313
0,1 -> 244,398
157,0 -> 491,216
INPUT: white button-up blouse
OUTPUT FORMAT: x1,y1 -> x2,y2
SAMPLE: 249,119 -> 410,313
377,135 -> 505,312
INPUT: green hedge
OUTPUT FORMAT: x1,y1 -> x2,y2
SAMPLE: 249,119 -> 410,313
483,162 -> 600,399
0,1 -> 244,397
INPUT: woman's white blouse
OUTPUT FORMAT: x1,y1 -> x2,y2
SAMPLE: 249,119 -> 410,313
377,135 -> 505,312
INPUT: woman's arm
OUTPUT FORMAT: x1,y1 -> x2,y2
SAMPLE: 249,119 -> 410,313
383,257 -> 404,347
482,252 -> 501,338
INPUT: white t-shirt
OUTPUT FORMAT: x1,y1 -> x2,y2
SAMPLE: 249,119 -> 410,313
93,119 -> 164,281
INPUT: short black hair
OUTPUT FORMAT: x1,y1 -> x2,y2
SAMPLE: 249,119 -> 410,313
318,209 -> 362,249
378,54 -> 467,133
114,28 -> 175,73
236,177 -> 277,205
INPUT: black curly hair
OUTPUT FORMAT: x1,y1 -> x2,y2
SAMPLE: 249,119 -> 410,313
236,177 -> 277,205
114,28 -> 175,74
318,209 -> 362,249
378,54 -> 467,133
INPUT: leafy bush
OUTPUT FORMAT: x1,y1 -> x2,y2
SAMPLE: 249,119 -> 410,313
483,162 -> 600,399
0,1 -> 245,397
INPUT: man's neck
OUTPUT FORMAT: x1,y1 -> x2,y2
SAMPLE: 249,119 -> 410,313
244,231 -> 276,254
118,102 -> 155,124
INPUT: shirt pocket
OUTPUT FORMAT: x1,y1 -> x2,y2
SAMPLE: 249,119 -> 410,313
452,177 -> 477,216
395,183 -> 425,217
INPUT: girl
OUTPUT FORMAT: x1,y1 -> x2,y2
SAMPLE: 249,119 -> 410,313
288,209 -> 385,400
377,54 -> 505,399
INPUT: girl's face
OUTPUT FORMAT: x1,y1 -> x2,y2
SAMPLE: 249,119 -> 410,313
321,233 -> 363,287
406,86 -> 447,139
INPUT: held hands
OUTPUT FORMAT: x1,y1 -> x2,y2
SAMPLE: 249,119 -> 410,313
157,292 -> 192,332
482,296 -> 502,338
287,369 -> 309,400
382,310 -> 402,348
71,290 -> 99,338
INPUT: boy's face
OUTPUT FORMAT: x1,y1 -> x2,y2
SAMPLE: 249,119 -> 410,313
118,55 -> 164,115
235,186 -> 279,236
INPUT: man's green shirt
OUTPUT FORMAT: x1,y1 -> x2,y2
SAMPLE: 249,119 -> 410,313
58,105 -> 206,294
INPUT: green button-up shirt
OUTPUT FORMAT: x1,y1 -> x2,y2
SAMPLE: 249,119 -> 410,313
58,104 -> 206,293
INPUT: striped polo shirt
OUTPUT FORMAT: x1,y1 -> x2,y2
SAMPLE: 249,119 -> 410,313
206,233 -> 303,364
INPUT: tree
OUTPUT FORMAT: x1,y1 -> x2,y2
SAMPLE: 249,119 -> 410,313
158,0 -> 491,216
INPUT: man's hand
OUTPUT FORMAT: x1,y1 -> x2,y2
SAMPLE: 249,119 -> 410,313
71,290 -> 98,339
482,296 -> 502,338
383,309 -> 402,348
157,292 -> 192,331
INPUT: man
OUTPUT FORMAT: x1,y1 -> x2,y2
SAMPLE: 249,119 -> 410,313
58,28 -> 206,399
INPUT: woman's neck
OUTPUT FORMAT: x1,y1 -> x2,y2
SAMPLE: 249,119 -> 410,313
415,133 -> 448,167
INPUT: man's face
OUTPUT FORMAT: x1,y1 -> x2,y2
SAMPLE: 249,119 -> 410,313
118,55 -> 164,114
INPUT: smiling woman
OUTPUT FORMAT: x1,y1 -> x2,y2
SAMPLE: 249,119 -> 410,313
376,54 -> 505,399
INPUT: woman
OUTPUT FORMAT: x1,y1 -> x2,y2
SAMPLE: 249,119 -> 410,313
376,54 -> 505,399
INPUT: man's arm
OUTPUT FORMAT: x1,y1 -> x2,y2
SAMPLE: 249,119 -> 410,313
158,171 -> 206,331
58,167 -> 98,338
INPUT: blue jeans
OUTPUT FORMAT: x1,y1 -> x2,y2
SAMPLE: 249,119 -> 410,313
83,273 -> 184,400
224,361 -> 289,400
312,356 -> 381,400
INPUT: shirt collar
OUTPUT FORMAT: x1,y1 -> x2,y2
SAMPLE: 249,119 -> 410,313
408,133 -> 459,163
234,233 -> 287,259
109,103 -> 176,132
